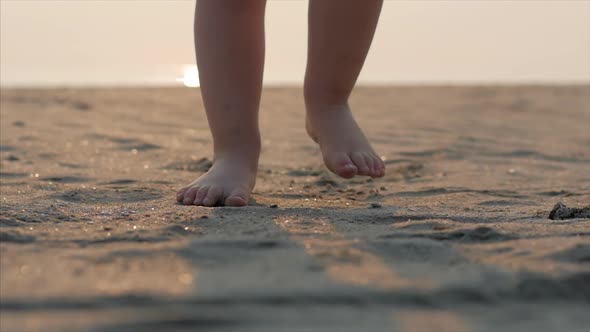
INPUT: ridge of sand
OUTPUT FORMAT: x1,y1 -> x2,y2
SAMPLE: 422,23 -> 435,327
1,86 -> 589,331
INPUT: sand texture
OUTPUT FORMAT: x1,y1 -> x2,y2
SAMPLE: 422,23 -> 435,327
1,86 -> 589,331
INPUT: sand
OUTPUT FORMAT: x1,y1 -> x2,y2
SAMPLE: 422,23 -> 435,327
1,86 -> 589,332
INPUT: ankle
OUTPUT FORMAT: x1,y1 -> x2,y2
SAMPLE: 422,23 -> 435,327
213,144 -> 260,169
213,131 -> 261,154
305,97 -> 350,115
304,86 -> 350,111
305,102 -> 351,118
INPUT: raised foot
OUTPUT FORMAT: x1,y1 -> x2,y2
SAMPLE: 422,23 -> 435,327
176,156 -> 257,207
306,104 -> 385,179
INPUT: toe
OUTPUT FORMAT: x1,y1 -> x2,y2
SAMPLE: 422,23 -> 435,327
203,186 -> 224,207
194,185 -> 210,205
224,189 -> 249,207
339,154 -> 359,179
364,154 -> 377,177
351,152 -> 370,176
380,169 -> 386,177
176,187 -> 189,202
375,156 -> 386,177
337,163 -> 358,179
325,153 -> 357,179
182,186 -> 199,205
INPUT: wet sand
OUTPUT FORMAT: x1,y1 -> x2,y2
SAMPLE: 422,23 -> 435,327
1,86 -> 589,331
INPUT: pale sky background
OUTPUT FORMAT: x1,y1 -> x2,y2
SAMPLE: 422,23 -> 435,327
1,0 -> 589,87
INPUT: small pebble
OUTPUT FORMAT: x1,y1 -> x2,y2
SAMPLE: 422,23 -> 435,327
270,204 -> 278,208
370,203 -> 382,208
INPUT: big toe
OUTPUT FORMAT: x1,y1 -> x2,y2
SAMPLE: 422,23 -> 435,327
326,154 -> 358,179
224,189 -> 249,207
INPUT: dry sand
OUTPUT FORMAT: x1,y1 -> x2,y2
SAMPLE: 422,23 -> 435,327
1,86 -> 589,332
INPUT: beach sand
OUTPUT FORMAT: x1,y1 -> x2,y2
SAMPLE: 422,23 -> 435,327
1,86 -> 589,331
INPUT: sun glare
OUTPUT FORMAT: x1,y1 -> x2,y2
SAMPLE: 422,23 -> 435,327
177,65 -> 200,87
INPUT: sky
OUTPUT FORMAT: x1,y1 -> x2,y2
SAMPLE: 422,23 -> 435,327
1,0 -> 589,87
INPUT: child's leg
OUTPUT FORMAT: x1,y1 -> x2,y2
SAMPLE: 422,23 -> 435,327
304,0 -> 385,178
177,0 -> 266,206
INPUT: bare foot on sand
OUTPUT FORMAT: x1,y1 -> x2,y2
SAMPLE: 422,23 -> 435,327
176,154 -> 257,207
306,104 -> 385,179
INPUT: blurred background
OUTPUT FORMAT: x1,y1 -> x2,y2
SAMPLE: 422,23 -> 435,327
1,0 -> 589,87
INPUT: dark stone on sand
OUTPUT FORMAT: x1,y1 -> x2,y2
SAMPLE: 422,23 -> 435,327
270,204 -> 279,208
370,203 -> 382,208
12,120 -> 25,127
0,231 -> 36,243
5,155 -> 20,161
549,202 -> 590,220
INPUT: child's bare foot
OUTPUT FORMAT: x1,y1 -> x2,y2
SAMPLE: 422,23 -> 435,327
306,104 -> 385,179
176,153 -> 258,207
